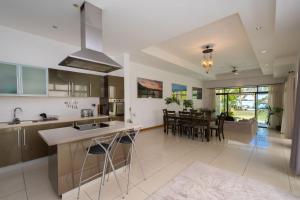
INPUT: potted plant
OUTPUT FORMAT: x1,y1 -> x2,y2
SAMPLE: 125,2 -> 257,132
165,96 -> 180,111
183,99 -> 193,110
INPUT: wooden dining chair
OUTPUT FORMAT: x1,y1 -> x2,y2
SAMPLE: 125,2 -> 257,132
162,109 -> 167,133
193,118 -> 210,142
166,111 -> 176,135
178,111 -> 191,137
210,115 -> 225,141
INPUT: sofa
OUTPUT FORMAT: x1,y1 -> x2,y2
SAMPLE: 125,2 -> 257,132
223,118 -> 257,135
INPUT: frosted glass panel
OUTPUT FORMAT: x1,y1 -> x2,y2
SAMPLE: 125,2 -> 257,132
0,63 -> 18,94
22,66 -> 47,95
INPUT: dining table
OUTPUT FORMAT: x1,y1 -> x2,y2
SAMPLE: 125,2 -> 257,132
166,114 -> 217,142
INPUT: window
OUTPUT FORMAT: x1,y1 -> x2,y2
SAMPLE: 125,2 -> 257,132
224,88 -> 240,93
241,87 -> 257,93
258,86 -> 269,92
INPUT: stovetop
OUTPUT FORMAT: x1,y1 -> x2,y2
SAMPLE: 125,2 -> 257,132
73,123 -> 110,131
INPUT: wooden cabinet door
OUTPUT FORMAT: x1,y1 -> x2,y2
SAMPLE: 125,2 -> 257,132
89,75 -> 100,97
21,122 -> 73,162
108,76 -> 124,99
21,125 -> 49,161
48,69 -> 71,97
0,128 -> 22,167
70,72 -> 90,97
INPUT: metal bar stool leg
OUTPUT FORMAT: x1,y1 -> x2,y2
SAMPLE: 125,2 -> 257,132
126,146 -> 133,194
98,154 -> 108,200
77,144 -> 92,200
106,152 -> 124,198
131,142 -> 146,180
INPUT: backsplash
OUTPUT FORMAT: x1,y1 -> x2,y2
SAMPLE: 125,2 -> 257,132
0,97 -> 99,122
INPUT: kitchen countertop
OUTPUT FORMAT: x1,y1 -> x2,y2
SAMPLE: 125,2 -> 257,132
39,121 -> 142,146
0,115 -> 110,130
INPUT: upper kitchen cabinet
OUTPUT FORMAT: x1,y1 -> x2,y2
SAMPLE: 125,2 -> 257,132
0,61 -> 48,96
48,69 -> 101,97
21,66 -> 48,96
49,69 -> 71,97
0,62 -> 18,95
108,76 -> 124,99
89,74 -> 101,97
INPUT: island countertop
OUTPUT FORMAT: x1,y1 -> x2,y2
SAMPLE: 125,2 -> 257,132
39,121 -> 142,146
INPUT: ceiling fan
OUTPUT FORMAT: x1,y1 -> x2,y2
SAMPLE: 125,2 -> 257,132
232,66 -> 238,75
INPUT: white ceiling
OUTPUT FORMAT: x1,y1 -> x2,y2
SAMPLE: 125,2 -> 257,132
146,14 -> 260,75
0,0 -> 299,80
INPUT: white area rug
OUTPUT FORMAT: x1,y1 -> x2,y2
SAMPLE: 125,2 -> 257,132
150,162 -> 298,200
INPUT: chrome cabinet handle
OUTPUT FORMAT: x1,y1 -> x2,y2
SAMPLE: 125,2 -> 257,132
90,83 -> 92,97
68,82 -> 70,96
72,82 -> 74,96
17,129 -> 20,147
23,128 -> 26,146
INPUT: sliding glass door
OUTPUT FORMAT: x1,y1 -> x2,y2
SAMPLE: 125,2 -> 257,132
256,93 -> 269,126
215,86 -> 269,126
228,93 -> 255,120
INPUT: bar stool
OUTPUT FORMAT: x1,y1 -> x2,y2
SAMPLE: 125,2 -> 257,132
77,132 -> 124,200
109,127 -> 146,194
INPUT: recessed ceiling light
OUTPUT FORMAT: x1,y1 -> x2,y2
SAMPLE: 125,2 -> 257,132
256,26 -> 262,31
265,64 -> 269,66
73,3 -> 79,8
52,25 -> 58,29
261,50 -> 267,54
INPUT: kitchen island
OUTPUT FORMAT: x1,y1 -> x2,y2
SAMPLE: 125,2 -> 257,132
39,121 -> 141,196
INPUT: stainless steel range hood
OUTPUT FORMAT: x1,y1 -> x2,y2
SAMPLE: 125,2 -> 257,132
59,2 -> 122,73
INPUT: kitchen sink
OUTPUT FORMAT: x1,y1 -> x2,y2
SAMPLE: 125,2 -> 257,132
73,123 -> 110,131
7,120 -> 33,125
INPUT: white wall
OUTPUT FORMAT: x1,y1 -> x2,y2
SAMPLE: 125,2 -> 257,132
0,97 -> 99,122
127,62 -> 203,128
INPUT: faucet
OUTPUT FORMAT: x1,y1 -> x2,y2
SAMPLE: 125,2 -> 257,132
13,107 -> 23,124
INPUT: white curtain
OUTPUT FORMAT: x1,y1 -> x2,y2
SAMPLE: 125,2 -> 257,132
268,84 -> 284,128
281,72 -> 296,139
203,88 -> 215,110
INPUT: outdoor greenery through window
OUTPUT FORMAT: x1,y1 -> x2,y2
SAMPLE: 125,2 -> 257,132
215,86 -> 269,125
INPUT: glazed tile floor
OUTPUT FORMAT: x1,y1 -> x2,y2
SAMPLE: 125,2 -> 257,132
0,127 -> 299,200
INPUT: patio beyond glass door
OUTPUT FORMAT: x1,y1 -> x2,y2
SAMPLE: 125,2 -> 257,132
228,93 -> 255,120
256,93 -> 269,126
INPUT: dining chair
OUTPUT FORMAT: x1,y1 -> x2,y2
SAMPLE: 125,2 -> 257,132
162,109 -> 167,133
210,115 -> 225,141
166,111 -> 176,134
178,111 -> 191,137
193,118 -> 209,142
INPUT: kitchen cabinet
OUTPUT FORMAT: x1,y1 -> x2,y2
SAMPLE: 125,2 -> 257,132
0,122 -> 74,167
22,122 -> 73,162
21,65 -> 48,96
0,61 -> 48,96
108,76 -> 124,99
89,74 -> 101,97
21,125 -> 48,161
49,69 -> 71,97
0,62 -> 18,95
48,69 -> 101,97
0,128 -> 22,167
